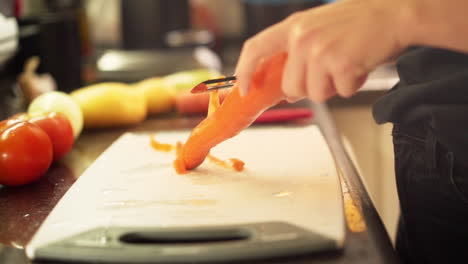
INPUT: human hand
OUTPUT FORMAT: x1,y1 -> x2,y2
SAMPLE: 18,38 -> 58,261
235,0 -> 410,102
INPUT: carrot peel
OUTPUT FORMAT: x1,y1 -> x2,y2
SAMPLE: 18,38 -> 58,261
229,158 -> 245,172
150,135 -> 174,152
173,141 -> 187,174
207,89 -> 220,116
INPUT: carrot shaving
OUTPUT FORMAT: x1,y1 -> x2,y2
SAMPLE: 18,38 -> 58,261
207,89 -> 220,116
173,142 -> 187,174
229,158 -> 245,172
207,155 -> 245,172
150,135 -> 174,152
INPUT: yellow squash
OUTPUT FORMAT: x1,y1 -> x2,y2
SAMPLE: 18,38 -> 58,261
133,77 -> 175,115
70,83 -> 147,129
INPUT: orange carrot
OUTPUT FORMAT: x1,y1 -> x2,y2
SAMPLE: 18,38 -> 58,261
177,52 -> 287,170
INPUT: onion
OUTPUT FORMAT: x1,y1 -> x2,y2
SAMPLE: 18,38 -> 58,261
28,91 -> 84,138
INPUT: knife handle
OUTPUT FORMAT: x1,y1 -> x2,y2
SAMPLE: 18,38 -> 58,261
255,108 -> 314,123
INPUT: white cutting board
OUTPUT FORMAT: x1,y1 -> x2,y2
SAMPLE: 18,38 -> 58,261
27,125 -> 345,262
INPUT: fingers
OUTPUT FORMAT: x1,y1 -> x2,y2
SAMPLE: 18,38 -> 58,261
327,50 -> 368,98
235,3 -> 375,101
281,43 -> 307,100
305,27 -> 367,101
306,60 -> 336,103
333,71 -> 368,98
281,19 -> 311,101
235,22 -> 289,96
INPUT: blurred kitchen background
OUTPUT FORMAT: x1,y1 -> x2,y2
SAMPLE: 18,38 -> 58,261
0,0 -> 398,245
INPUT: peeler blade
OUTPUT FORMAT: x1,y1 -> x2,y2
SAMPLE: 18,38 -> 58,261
191,76 -> 237,94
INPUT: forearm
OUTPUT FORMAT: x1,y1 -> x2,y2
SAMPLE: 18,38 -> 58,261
401,0 -> 468,53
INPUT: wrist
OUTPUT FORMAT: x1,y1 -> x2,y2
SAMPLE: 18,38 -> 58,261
395,0 -> 421,48
396,0 -> 447,49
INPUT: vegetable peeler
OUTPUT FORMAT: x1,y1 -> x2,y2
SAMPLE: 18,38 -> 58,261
191,76 -> 237,94
190,76 -> 314,123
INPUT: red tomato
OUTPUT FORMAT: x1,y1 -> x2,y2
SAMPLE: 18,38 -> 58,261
29,112 -> 74,161
0,122 -> 53,186
0,113 -> 27,128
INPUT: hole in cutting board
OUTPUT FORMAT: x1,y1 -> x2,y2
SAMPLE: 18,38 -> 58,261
119,228 -> 251,244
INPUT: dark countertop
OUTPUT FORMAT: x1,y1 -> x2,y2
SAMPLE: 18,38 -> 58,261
0,100 -> 400,263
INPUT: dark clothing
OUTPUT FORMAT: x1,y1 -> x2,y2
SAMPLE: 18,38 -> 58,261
372,47 -> 468,263
373,47 -> 468,164
392,123 -> 468,264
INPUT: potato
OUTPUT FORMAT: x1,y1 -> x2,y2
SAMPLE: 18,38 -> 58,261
133,77 -> 175,115
70,83 -> 147,129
